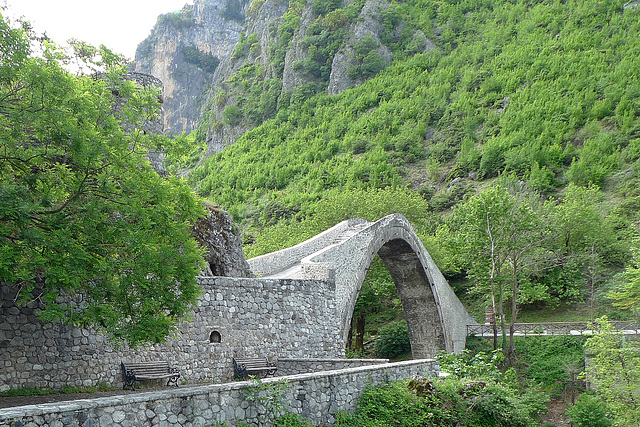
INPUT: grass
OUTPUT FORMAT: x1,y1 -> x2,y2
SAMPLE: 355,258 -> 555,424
516,303 -> 616,323
0,382 -> 117,397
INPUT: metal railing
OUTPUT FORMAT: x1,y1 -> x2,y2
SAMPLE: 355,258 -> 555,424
466,321 -> 640,337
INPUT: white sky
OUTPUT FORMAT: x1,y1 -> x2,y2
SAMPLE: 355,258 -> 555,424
2,0 -> 192,60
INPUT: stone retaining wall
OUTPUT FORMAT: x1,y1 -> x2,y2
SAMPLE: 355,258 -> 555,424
0,359 -> 439,427
277,357 -> 389,376
0,277 -> 342,392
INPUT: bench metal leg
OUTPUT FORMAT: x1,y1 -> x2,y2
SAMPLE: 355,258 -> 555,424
123,377 -> 136,391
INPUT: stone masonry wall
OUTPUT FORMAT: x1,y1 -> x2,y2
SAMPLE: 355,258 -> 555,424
0,359 -> 439,427
277,357 -> 389,376
0,277 -> 342,392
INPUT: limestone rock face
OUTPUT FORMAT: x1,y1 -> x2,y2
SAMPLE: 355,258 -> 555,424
328,0 -> 392,95
192,205 -> 253,277
134,0 -> 244,135
202,0 -> 289,156
135,0 -> 437,155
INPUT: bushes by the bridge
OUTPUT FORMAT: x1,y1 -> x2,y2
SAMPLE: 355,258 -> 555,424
567,393 -> 612,427
374,320 -> 411,359
512,335 -> 587,396
335,360 -> 549,426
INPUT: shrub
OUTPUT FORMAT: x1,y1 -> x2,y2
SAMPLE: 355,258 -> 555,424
375,320 -> 410,358
273,413 -> 314,426
567,393 -> 612,427
437,349 -> 505,381
181,46 -> 220,73
222,105 -> 243,126
335,378 -> 548,426
513,336 -> 586,396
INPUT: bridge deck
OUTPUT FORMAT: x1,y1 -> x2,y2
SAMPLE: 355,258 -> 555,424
262,222 -> 370,279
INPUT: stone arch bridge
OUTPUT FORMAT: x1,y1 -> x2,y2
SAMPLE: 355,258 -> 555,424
249,214 -> 475,358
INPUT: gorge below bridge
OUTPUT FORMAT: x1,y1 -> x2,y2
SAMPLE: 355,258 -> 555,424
249,213 -> 475,359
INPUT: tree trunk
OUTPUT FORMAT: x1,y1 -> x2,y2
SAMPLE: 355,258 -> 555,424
507,255 -> 519,365
489,224 -> 499,351
355,314 -> 365,351
346,318 -> 353,351
498,279 -> 507,353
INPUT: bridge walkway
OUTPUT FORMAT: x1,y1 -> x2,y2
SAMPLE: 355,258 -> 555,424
263,221 -> 371,279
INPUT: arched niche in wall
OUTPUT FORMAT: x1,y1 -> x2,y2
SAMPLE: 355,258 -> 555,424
209,330 -> 222,343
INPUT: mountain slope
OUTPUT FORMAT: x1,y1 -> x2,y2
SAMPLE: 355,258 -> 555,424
145,0 -> 640,315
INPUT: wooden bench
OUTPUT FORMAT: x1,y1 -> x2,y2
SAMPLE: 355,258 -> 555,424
121,361 -> 180,391
233,357 -> 277,380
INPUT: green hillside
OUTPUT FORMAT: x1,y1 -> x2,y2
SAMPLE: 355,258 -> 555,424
187,0 -> 639,223
178,0 -> 640,323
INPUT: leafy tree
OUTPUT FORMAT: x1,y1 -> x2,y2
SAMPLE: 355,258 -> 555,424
546,184 -> 614,309
608,245 -> 640,317
348,35 -> 386,80
584,317 -> 640,426
0,16 -> 205,346
451,182 -> 547,360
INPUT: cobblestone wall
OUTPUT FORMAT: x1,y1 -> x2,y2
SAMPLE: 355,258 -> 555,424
0,359 -> 439,427
277,357 -> 389,376
0,277 -> 342,392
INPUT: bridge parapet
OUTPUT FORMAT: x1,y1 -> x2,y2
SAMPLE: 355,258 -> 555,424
301,262 -> 335,281
248,218 -> 367,277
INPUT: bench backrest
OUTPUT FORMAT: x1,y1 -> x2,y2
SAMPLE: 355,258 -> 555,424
233,357 -> 273,369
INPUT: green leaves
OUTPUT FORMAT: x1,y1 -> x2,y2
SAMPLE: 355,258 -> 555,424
584,317 -> 640,426
374,320 -> 410,359
608,246 -> 640,313
0,16 -> 205,347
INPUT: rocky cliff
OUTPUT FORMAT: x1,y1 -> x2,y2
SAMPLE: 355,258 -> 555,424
134,0 -> 244,135
192,204 -> 253,277
135,0 -> 435,154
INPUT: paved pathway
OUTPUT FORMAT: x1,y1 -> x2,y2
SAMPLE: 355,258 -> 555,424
263,222 -> 370,279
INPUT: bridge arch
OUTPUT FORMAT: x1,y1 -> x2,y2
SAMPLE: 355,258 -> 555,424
248,214 -> 475,358
349,237 -> 447,358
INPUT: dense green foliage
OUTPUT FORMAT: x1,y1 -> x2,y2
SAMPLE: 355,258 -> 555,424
336,351 -> 548,426
567,393 -> 612,427
584,317 -> 640,426
512,336 -> 586,395
181,46 -> 220,73
374,320 -> 410,358
243,187 -> 434,257
167,0 -> 640,365
607,245 -> 640,313
184,0 -> 640,313
0,15 -> 206,346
